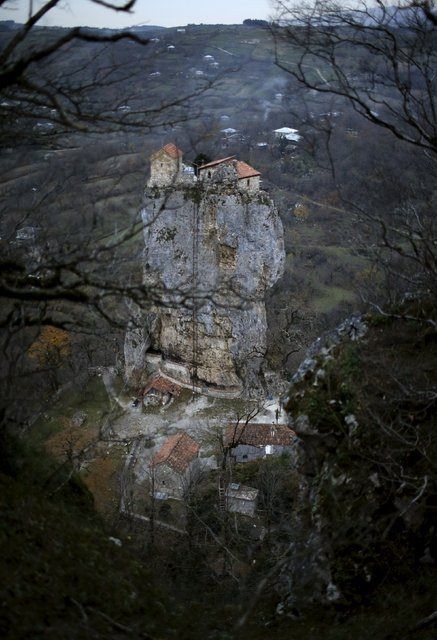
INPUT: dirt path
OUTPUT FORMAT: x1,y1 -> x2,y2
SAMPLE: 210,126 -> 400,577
125,511 -> 186,535
101,367 -> 131,410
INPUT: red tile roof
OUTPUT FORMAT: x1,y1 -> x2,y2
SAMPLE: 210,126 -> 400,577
151,432 -> 200,473
143,374 -> 181,397
198,156 -> 260,179
235,160 -> 261,179
198,155 -> 236,170
226,422 -> 296,447
162,143 -> 183,159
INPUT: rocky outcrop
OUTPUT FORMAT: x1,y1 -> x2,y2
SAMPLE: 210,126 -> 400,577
126,172 -> 284,392
276,310 -> 436,613
274,316 -> 370,612
124,302 -> 152,388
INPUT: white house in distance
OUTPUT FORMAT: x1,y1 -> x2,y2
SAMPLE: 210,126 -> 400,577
220,127 -> 238,138
274,127 -> 301,142
15,226 -> 38,243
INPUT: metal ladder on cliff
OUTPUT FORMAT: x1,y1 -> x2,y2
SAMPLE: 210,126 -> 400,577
191,201 -> 200,391
218,474 -> 226,512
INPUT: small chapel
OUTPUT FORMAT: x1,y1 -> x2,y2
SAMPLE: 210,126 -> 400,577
147,143 -> 261,192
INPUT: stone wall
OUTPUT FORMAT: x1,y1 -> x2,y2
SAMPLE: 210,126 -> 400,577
148,149 -> 182,187
239,175 -> 260,192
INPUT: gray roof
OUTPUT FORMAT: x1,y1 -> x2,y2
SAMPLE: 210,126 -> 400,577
225,483 -> 259,501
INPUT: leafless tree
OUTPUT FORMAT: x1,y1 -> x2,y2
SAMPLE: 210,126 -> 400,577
271,1 -> 437,312
0,1 -> 221,436
272,1 -> 437,154
0,1 -> 211,138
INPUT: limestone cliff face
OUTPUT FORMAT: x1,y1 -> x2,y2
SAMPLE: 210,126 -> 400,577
127,174 -> 284,391
277,311 -> 435,612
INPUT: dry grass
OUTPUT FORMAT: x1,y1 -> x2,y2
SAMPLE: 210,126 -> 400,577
81,444 -> 125,518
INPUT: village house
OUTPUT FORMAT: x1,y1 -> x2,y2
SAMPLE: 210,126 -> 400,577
143,373 -> 182,407
198,155 -> 261,192
273,127 -> 301,142
220,127 -> 238,139
15,226 -> 38,243
150,432 -> 201,499
226,422 -> 296,463
225,482 -> 259,517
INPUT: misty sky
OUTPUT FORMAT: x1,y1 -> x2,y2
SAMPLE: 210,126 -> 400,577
0,0 -> 273,28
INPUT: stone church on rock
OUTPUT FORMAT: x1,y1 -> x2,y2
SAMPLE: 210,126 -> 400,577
124,143 -> 285,396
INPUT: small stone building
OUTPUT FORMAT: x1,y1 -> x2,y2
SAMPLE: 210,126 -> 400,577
198,155 -> 261,192
226,422 -> 296,463
148,143 -> 184,187
143,374 -> 181,407
225,483 -> 259,517
147,145 -> 261,191
150,432 -> 200,499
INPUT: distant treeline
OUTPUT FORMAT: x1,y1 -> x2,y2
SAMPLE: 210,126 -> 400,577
243,19 -> 269,27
